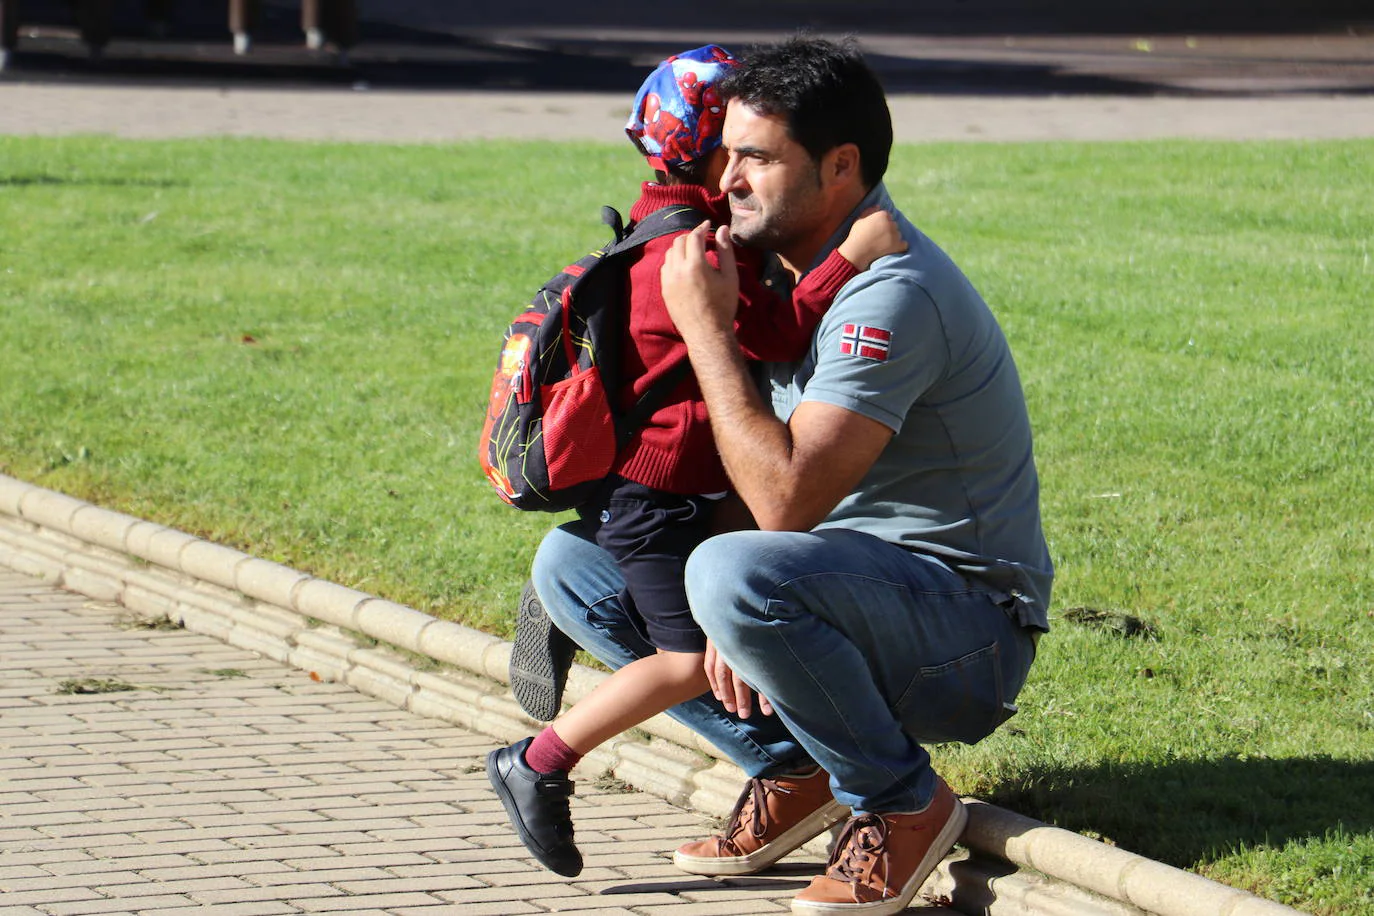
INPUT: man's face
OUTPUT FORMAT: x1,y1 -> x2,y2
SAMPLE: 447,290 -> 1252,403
718,100 -> 828,260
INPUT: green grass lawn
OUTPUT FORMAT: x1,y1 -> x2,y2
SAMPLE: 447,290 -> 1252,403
1,136 -> 1370,914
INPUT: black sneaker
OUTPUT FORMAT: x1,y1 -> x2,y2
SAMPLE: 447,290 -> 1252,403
510,580 -> 578,721
486,737 -> 582,877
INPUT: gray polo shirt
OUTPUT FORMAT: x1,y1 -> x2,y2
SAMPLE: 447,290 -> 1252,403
762,183 -> 1053,629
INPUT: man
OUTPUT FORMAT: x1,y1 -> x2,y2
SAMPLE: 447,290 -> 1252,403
527,36 -> 1052,915
486,45 -> 902,879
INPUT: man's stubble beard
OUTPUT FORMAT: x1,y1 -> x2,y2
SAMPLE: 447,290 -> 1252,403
727,165 -> 827,258
728,192 -> 818,256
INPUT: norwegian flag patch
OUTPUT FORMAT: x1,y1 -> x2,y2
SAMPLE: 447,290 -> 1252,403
839,323 -> 892,362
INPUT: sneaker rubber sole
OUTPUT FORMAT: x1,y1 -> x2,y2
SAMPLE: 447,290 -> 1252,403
674,798 -> 849,876
509,580 -> 577,722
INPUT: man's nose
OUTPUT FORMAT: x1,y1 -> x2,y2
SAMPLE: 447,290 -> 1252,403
719,156 -> 745,193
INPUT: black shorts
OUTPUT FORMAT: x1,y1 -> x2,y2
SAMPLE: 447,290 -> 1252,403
579,478 -> 716,654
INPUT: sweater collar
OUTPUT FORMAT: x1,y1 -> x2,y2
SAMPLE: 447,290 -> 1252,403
629,182 -> 730,224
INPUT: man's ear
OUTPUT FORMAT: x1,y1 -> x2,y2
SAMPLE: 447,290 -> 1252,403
822,143 -> 862,188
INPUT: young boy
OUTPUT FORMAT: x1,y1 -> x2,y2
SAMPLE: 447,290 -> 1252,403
487,45 -> 905,878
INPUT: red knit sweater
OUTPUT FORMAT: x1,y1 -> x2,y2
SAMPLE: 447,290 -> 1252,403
612,182 -> 859,494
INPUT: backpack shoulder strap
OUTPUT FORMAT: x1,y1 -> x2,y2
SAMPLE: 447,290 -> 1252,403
618,357 -> 693,448
613,205 -> 712,254
600,205 -> 627,243
575,204 -> 711,448
608,204 -> 712,447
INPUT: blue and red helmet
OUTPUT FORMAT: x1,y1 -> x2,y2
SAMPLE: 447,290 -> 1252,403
626,45 -> 737,172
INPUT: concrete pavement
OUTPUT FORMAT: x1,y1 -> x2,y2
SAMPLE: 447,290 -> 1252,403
0,566 -> 837,915
3,82 -> 1374,143
0,474 -> 1306,915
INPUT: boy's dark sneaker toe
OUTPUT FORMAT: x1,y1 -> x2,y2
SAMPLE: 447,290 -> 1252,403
486,737 -> 582,877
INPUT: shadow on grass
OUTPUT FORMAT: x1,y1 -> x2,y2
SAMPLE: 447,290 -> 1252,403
985,754 -> 1374,865
0,174 -> 187,188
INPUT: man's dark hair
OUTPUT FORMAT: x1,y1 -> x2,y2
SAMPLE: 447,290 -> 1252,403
720,36 -> 892,188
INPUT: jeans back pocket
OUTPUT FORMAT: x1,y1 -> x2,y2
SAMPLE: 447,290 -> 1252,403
892,642 -> 1017,745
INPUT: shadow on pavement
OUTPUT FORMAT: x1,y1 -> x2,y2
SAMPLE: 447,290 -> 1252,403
598,874 -> 815,896
3,36 -> 1184,97
3,0 -> 1373,96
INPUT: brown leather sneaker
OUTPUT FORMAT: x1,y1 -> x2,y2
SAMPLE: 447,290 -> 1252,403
790,777 -> 966,915
674,768 -> 848,876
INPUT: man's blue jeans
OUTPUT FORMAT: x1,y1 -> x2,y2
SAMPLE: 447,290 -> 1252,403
531,522 -> 1037,814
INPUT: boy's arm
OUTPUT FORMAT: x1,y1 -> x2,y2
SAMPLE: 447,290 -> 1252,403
731,248 -> 857,361
729,207 -> 905,361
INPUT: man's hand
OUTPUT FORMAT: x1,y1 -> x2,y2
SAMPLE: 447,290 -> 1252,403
661,222 -> 741,341
704,639 -> 774,719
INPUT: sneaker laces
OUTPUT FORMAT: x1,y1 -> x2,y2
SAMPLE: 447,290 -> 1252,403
828,813 -> 896,901
535,775 -> 576,840
716,776 -> 794,854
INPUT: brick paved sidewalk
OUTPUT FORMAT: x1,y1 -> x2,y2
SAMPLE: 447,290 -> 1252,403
0,567 -> 860,916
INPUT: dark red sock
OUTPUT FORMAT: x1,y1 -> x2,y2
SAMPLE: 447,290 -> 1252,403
525,726 -> 583,775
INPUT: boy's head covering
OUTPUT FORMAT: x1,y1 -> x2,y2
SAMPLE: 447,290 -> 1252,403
626,45 -> 737,172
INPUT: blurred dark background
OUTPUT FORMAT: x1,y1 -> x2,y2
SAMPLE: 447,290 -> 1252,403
2,0 -> 1371,94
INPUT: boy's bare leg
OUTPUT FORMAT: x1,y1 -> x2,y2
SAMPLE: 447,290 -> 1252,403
486,648 -> 709,877
551,649 -> 708,753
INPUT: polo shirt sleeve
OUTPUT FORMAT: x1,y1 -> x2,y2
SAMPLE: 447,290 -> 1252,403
799,274 -> 948,433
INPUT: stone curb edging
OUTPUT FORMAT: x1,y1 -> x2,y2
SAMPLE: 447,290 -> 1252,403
0,473 -> 1302,916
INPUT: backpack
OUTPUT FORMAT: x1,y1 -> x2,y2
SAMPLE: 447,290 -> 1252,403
478,204 -> 706,512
